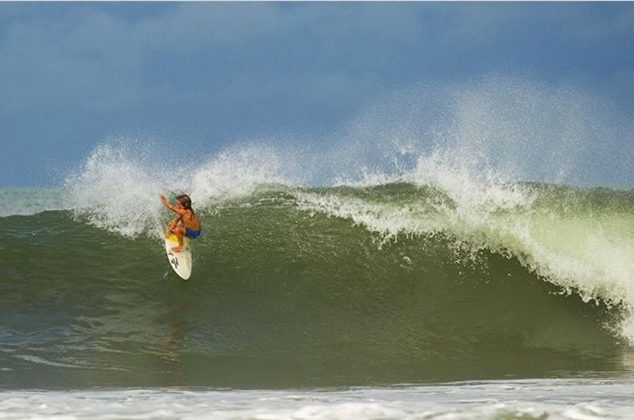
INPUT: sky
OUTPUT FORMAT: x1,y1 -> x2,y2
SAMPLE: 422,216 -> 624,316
1,2 -> 633,186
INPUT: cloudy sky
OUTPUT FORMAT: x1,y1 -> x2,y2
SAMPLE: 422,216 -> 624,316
1,2 -> 633,186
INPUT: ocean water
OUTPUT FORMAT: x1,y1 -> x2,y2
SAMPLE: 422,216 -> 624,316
2,160 -> 634,416
2,77 -> 634,417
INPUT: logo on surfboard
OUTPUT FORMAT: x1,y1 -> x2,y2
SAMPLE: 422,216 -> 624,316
168,251 -> 179,268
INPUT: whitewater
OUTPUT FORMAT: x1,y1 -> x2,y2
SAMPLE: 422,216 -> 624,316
3,380 -> 634,419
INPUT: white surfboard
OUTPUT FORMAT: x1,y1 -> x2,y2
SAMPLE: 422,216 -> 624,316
164,233 -> 192,280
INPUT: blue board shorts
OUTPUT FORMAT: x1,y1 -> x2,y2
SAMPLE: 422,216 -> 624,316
185,228 -> 202,239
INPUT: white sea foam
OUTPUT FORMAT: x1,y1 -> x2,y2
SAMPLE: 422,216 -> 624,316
1,380 -> 633,419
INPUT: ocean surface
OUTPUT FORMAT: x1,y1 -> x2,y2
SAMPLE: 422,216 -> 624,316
2,143 -> 634,417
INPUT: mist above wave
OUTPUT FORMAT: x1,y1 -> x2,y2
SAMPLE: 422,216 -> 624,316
64,75 -> 631,227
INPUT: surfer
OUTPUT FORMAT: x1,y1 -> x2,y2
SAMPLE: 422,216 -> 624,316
160,194 -> 201,252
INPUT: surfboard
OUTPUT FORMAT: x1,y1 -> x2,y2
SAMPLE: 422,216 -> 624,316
164,233 -> 192,280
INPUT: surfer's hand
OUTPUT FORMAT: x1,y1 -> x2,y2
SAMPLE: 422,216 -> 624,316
160,195 -> 170,207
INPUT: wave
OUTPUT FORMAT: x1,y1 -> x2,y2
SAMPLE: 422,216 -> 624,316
53,137 -> 634,340
1,184 -> 632,387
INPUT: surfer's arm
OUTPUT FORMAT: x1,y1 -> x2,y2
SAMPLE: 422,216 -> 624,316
160,195 -> 187,215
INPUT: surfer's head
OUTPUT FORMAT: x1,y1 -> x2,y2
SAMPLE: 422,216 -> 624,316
176,194 -> 192,211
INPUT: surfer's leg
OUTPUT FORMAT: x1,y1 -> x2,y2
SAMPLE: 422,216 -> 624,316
171,225 -> 185,252
166,217 -> 179,238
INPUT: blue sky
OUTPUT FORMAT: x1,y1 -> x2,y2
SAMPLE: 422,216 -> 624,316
1,2 -> 633,186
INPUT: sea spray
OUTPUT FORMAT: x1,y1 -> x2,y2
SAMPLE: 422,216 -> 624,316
64,139 -> 301,237
189,143 -> 292,207
64,142 -> 174,237
322,76 -> 633,188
